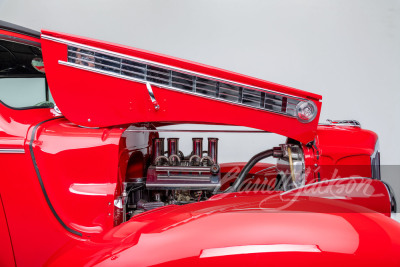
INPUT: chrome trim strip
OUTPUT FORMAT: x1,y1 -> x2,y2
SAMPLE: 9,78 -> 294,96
155,166 -> 212,172
124,129 -> 271,133
59,61 -> 295,118
319,119 -> 361,128
41,34 -> 307,101
0,148 -> 25,154
157,176 -> 211,181
370,139 -> 381,180
382,180 -> 397,214
146,183 -> 219,188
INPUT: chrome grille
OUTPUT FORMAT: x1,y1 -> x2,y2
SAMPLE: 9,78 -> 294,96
67,45 -> 302,117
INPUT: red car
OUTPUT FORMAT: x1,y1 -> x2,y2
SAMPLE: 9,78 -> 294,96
0,20 -> 398,266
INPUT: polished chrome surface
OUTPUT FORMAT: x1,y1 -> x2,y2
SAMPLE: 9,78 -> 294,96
382,180 -> 397,213
167,138 -> 180,166
320,119 -> 362,127
157,175 -> 211,182
121,182 -> 128,222
371,139 -> 381,180
152,138 -> 165,165
154,155 -> 169,166
191,138 -> 203,165
155,166 -> 214,172
295,100 -> 318,123
145,183 -> 218,189
42,35 -> 304,97
125,129 -> 271,133
0,148 -> 25,154
277,144 -> 305,190
146,82 -> 160,111
207,138 -> 218,164
167,138 -> 179,155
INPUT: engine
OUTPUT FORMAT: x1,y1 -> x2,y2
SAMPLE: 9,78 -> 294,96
125,137 -> 221,218
113,122 -> 382,224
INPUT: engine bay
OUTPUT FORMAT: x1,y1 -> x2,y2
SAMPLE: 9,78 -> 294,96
116,128 -> 307,222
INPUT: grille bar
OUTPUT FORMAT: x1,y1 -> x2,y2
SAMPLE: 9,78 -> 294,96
65,45 -> 305,117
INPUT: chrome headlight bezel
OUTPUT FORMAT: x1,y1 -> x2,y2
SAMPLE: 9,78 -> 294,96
382,180 -> 397,214
295,100 -> 318,123
371,139 -> 381,180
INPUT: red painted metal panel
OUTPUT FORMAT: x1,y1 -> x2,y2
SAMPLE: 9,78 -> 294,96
0,24 -> 396,267
45,179 -> 400,266
0,195 -> 15,267
0,29 -> 41,45
219,162 -> 278,191
315,125 -> 378,180
0,105 -> 77,267
40,30 -> 321,143
29,118 -> 124,236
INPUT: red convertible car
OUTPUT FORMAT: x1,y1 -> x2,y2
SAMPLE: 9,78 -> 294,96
0,20 -> 398,266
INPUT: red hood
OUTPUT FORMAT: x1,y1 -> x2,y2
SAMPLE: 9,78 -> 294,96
40,30 -> 322,143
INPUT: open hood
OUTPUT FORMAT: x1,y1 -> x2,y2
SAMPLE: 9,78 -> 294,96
41,30 -> 322,143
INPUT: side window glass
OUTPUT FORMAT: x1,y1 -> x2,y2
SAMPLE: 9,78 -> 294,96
0,38 -> 54,109
0,77 -> 53,108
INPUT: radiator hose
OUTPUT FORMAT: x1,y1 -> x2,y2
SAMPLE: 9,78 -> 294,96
225,149 -> 274,193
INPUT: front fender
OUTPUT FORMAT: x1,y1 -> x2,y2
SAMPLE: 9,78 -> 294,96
46,179 -> 400,266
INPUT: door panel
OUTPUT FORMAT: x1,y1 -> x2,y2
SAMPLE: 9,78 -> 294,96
0,195 -> 15,267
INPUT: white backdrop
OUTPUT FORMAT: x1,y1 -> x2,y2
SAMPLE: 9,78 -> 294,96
1,0 -> 399,188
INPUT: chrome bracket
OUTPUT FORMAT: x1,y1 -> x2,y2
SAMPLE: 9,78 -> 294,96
323,119 -> 361,128
146,82 -> 160,111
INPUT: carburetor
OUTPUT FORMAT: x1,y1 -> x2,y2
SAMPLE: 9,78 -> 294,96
146,137 -> 221,190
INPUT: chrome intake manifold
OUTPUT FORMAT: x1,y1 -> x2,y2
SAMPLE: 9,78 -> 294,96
146,137 -> 221,190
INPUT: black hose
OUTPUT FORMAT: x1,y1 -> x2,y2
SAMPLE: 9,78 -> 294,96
225,149 -> 274,193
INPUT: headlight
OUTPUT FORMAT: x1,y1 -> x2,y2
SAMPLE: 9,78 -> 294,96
296,101 -> 318,123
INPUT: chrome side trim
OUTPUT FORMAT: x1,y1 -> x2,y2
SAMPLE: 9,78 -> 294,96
370,139 -> 381,180
41,34 -> 305,100
382,181 -> 397,214
0,148 -> 25,154
319,119 -> 361,128
155,166 -> 213,172
59,61 -> 296,118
